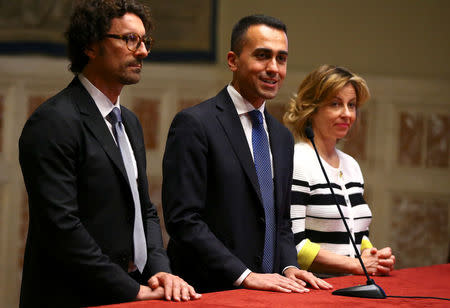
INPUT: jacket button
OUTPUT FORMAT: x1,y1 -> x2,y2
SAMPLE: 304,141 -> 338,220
255,256 -> 262,265
259,217 -> 265,224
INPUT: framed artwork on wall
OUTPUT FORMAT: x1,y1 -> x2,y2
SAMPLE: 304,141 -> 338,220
0,0 -> 217,63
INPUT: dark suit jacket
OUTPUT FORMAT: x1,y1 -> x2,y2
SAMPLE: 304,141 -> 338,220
162,87 -> 297,292
19,77 -> 170,308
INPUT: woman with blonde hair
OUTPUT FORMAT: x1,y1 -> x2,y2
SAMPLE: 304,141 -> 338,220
284,65 -> 395,276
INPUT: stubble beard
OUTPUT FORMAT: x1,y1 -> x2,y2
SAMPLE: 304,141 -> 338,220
119,59 -> 143,85
119,72 -> 140,85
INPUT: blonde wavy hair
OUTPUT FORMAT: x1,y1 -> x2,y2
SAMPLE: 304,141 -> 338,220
283,64 -> 370,142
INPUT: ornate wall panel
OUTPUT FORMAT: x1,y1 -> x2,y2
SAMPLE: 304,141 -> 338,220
426,114 -> 449,168
391,195 -> 448,268
133,98 -> 161,150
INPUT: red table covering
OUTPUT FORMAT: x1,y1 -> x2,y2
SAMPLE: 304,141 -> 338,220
92,263 -> 450,308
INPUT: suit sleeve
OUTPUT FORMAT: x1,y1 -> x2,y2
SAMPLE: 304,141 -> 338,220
277,133 -> 301,270
128,113 -> 171,277
19,106 -> 140,303
140,172 -> 172,277
162,111 -> 248,284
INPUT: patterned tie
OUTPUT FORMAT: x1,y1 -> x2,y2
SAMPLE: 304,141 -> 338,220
107,107 -> 147,273
248,110 -> 275,273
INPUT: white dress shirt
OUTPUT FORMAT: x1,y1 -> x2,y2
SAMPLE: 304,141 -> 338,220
78,74 -> 138,179
226,84 -> 274,174
226,84 -> 277,286
227,84 -> 295,286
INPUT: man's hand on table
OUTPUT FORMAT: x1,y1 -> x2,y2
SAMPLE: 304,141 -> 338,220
136,272 -> 201,301
284,267 -> 333,290
242,272 -> 310,293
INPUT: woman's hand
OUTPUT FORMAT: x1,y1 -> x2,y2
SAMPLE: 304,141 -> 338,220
359,247 -> 395,275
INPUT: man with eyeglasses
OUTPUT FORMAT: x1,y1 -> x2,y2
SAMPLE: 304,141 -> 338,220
18,1 -> 200,307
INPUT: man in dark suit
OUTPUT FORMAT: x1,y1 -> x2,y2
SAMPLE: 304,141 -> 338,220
162,15 -> 332,293
18,1 -> 199,307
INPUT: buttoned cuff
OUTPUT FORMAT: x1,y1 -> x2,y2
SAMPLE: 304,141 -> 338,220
233,269 -> 252,286
282,265 -> 298,275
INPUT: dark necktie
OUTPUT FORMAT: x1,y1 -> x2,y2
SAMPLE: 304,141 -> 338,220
107,107 -> 147,273
248,110 -> 275,273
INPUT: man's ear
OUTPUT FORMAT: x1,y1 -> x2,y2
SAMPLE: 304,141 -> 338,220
84,42 -> 98,60
227,51 -> 239,72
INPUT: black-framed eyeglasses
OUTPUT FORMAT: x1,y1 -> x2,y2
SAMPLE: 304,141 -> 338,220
104,33 -> 153,52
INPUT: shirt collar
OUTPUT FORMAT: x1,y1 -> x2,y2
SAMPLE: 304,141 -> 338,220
78,73 -> 120,118
226,84 -> 266,117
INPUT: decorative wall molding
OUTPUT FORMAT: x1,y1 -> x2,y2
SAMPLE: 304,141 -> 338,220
0,55 -> 448,307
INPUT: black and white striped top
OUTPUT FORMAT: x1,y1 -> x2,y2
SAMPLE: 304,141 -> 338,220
291,141 -> 372,259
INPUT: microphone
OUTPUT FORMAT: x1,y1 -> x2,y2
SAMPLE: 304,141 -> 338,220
305,126 -> 386,299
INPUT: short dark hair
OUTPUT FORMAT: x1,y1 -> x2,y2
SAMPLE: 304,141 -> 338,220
230,14 -> 287,55
65,0 -> 153,74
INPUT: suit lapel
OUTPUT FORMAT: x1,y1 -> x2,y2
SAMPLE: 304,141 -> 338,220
265,111 -> 283,215
121,108 -> 145,180
215,89 -> 263,204
72,78 -> 129,185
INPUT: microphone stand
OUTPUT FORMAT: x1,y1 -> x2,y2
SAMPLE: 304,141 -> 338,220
305,127 -> 386,299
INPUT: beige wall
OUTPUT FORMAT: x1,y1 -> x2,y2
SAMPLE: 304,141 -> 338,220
0,1 -> 449,307
218,0 -> 450,79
